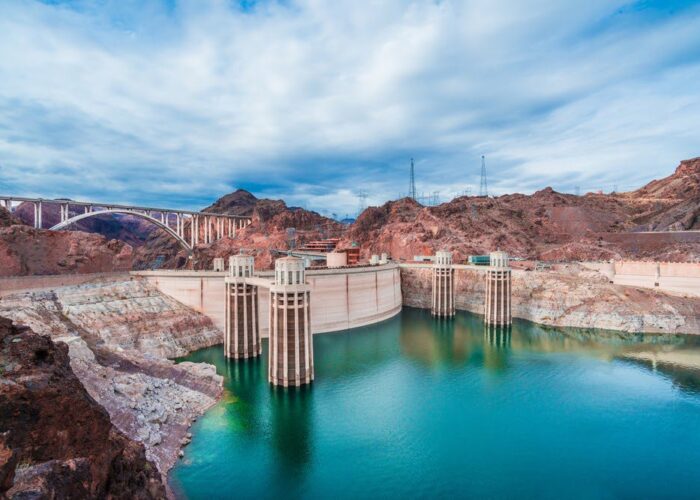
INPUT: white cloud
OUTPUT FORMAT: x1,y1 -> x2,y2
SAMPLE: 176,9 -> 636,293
0,0 -> 698,216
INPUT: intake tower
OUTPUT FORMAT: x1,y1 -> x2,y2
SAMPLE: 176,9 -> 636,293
268,256 -> 314,387
432,250 -> 455,317
224,254 -> 261,359
484,251 -> 512,326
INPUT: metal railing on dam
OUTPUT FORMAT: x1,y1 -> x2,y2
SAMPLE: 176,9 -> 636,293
132,263 -> 403,335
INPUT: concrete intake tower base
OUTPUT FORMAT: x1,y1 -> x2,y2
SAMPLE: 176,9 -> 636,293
225,254 -> 261,359
268,257 -> 314,387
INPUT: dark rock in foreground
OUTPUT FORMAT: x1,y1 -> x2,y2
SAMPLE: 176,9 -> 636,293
0,316 -> 166,499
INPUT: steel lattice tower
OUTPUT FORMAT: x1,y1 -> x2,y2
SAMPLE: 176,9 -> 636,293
409,158 -> 417,200
479,155 -> 488,197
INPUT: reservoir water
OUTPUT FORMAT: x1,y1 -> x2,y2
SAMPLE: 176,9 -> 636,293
171,308 -> 700,499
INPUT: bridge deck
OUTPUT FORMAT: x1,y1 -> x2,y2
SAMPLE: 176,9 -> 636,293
0,195 -> 251,219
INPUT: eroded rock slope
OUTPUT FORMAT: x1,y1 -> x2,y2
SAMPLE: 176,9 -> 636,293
0,317 -> 167,499
0,279 -> 224,477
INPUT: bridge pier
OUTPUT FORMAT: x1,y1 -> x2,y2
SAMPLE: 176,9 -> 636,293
225,254 -> 261,359
33,201 -> 42,229
60,204 -> 68,223
269,256 -> 313,387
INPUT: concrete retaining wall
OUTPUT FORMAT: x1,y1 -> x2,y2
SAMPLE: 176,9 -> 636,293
613,261 -> 700,296
133,264 -> 402,335
583,261 -> 700,297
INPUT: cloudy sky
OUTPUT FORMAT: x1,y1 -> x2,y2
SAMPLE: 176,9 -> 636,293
0,0 -> 699,217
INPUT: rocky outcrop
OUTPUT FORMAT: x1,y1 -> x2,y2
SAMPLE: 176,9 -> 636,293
135,189 -> 344,270
0,317 -> 166,499
400,265 -> 700,334
0,225 -> 134,276
343,158 -> 700,263
0,279 -> 224,477
201,189 -> 260,216
624,157 -> 700,232
0,207 -> 20,228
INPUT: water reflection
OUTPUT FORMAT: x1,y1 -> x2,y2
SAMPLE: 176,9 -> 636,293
173,308 -> 700,499
399,313 -> 475,367
396,307 -> 700,393
483,325 -> 511,372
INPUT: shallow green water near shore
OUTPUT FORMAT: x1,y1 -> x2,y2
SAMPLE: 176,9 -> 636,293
171,308 -> 700,499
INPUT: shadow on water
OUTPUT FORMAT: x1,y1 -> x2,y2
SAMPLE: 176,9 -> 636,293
269,385 -> 314,476
312,314 -> 402,378
223,355 -> 264,437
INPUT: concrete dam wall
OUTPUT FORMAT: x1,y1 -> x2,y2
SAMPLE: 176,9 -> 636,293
133,263 -> 402,335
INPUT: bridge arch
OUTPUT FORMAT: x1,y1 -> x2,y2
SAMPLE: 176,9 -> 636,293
50,209 -> 192,253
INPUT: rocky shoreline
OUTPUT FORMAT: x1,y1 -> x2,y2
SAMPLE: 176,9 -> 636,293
0,278 -> 225,494
401,264 -> 700,334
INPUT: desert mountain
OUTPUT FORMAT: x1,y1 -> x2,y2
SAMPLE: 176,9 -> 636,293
341,158 -> 700,263
2,159 -> 698,275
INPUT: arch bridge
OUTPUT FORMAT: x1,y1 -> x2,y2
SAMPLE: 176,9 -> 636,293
0,196 -> 252,253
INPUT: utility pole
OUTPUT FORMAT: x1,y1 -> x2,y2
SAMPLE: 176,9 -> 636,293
409,158 -> 417,200
479,155 -> 488,197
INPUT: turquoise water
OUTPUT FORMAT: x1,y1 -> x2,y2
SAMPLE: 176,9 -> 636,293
171,308 -> 700,499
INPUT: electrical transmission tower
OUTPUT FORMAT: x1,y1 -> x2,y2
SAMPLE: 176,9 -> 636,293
357,190 -> 368,216
479,155 -> 488,197
409,158 -> 417,200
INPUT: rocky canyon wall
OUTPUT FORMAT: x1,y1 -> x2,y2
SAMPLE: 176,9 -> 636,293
0,278 -> 224,481
400,264 -> 700,334
0,225 -> 133,276
0,317 -> 166,499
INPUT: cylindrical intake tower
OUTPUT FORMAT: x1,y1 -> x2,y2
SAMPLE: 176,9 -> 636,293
224,254 -> 260,359
268,256 -> 314,387
432,250 -> 455,317
484,251 -> 512,326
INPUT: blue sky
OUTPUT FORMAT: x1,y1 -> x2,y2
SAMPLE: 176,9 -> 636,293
0,0 -> 699,216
